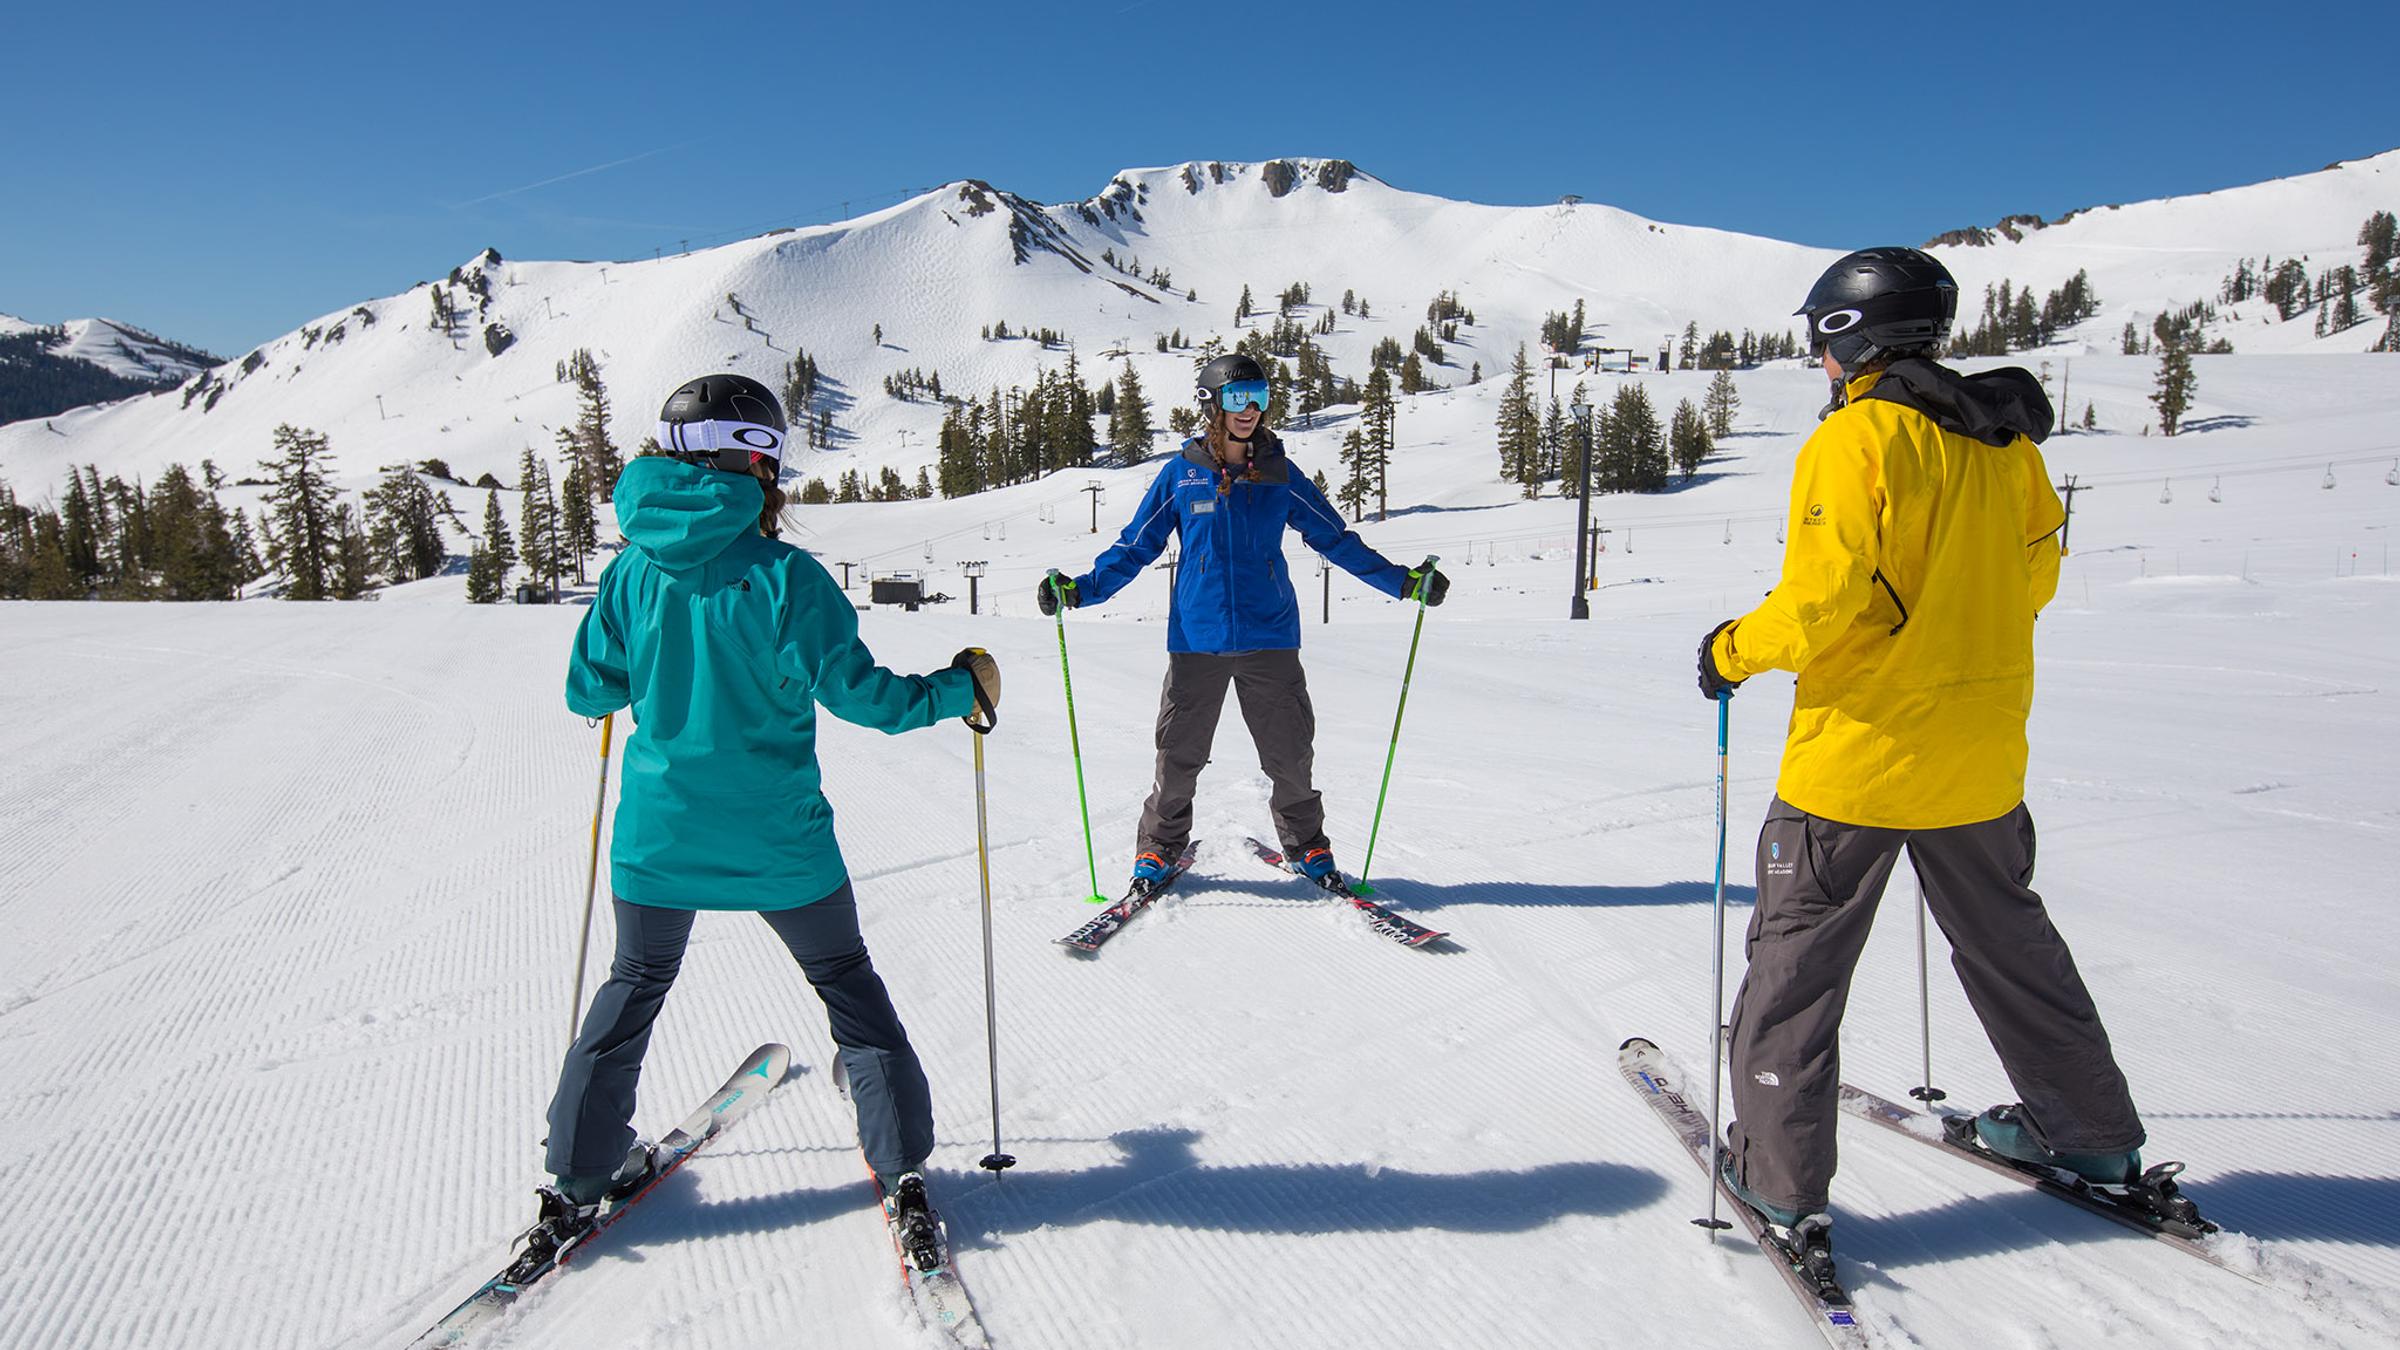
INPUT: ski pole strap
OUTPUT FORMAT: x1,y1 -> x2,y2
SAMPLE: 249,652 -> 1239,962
963,646 -> 997,735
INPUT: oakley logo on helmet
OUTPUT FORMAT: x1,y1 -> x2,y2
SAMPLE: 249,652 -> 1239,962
1815,309 -> 1864,335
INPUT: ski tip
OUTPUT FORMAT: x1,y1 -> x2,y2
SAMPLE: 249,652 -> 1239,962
744,1043 -> 794,1081
1619,1036 -> 1657,1053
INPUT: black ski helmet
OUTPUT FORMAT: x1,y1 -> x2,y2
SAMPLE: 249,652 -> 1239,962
1195,353 -> 1267,411
657,373 -> 787,474
1797,248 -> 1959,371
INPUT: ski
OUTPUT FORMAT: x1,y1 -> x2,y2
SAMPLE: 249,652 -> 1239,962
408,1043 -> 792,1348
1244,836 -> 1446,947
1618,1037 -> 1871,1349
867,1166 -> 993,1348
1055,840 -> 1201,955
1836,1082 -> 2239,1272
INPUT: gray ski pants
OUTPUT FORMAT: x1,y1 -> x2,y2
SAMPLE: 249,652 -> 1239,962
1726,797 -> 2144,1213
1137,649 -> 1325,857
546,883 -> 933,1186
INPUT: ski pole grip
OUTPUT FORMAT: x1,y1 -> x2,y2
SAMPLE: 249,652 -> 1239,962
961,646 -> 998,735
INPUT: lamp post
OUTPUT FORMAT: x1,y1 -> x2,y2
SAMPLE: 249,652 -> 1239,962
962,560 -> 987,614
1568,401 -> 1596,620
1317,553 -> 1332,624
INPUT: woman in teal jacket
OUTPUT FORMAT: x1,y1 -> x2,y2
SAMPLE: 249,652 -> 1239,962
543,374 -> 998,1261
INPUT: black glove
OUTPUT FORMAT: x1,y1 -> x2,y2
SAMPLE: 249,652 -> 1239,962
1697,620 -> 1743,700
1036,571 -> 1080,617
1405,564 -> 1449,607
950,648 -> 1000,731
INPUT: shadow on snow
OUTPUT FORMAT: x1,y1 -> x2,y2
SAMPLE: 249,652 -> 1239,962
1177,874 -> 1755,914
581,1127 -> 1671,1258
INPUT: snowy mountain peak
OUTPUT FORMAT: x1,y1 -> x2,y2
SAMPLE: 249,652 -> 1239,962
0,313 -> 217,384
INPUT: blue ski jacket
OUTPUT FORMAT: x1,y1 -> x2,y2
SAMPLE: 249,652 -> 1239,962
566,456 -> 973,909
1075,435 -> 1411,652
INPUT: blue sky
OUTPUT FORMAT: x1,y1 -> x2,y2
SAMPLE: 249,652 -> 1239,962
5,1 -> 2393,357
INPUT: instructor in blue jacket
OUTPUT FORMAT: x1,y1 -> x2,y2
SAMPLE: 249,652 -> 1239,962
1039,353 -> 1448,893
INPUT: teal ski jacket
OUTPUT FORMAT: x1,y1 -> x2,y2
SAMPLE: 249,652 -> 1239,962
566,456 -> 973,909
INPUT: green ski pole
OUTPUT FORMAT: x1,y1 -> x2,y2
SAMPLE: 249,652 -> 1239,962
1048,570 -> 1108,904
1354,555 -> 1438,896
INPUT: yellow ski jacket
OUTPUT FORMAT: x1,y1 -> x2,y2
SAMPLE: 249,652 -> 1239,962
1712,359 -> 2066,829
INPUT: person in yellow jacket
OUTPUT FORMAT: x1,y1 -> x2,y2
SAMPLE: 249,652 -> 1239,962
1696,248 -> 2204,1259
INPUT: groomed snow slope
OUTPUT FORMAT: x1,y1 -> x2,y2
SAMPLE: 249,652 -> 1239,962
2,348 -> 2396,1349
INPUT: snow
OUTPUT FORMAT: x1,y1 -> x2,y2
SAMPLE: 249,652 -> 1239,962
5,150 -> 2390,511
4,342 -> 2399,1347
0,312 -> 215,386
3,153 -> 2399,1348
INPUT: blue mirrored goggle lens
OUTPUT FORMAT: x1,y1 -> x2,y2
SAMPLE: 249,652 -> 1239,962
1215,379 -> 1271,412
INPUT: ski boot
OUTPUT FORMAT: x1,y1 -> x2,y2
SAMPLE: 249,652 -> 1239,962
1130,849 -> 1180,893
881,1170 -> 946,1273
1718,1150 -> 1846,1303
1294,846 -> 1346,893
1966,1104 -> 2214,1234
1970,1104 -> 2140,1184
507,1186 -> 601,1281
555,1139 -> 662,1209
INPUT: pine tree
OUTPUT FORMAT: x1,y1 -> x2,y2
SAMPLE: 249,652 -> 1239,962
144,464 -> 244,601
1703,369 -> 1741,437
1495,345 -> 1541,494
1109,360 -> 1153,459
1599,384 -> 1667,492
1541,396 -> 1568,483
1358,367 -> 1395,520
329,504 -> 374,599
2362,211 -> 2399,316
480,487 -> 516,581
558,461 -> 597,583
1670,399 -> 1713,480
262,425 -> 341,600
364,461 -> 447,584
60,470 -> 99,588
1337,428 -> 1372,521
2151,337 -> 2196,436
1236,284 -> 1254,325
464,543 -> 504,603
564,349 -> 621,497
517,451 -> 563,596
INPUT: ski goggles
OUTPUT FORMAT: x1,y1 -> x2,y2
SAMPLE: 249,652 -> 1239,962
1211,379 -> 1271,413
657,418 -> 785,472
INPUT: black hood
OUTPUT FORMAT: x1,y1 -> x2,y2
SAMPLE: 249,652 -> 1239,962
1856,358 -> 2054,447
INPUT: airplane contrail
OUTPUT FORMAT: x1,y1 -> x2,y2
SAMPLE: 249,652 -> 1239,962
452,141 -> 700,209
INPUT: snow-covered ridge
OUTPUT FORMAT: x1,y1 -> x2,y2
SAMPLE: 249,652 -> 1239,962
0,312 -> 218,384
0,149 -> 2391,500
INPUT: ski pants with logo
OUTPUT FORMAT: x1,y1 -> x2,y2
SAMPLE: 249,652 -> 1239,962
1726,796 -> 2144,1213
1137,648 -> 1325,858
546,882 -> 933,1188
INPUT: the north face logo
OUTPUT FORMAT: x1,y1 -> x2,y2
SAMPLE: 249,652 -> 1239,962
1754,1071 -> 1782,1088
